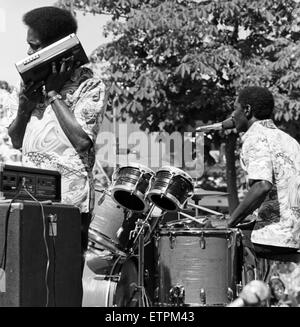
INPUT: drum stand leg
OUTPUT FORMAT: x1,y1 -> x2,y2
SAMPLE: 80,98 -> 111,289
130,205 -> 157,307
126,223 -> 148,307
137,229 -> 146,307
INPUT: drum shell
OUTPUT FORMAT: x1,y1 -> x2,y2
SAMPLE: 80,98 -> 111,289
89,189 -> 164,255
89,189 -> 125,247
111,165 -> 154,212
82,239 -> 157,307
82,262 -> 117,307
82,254 -> 139,307
154,228 -> 242,306
147,167 -> 194,212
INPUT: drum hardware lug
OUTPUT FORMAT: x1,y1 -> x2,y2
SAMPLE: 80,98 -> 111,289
227,287 -> 234,302
154,287 -> 159,302
168,233 -> 176,249
236,236 -> 241,247
227,236 -> 233,248
124,209 -> 132,221
199,232 -> 206,249
129,229 -> 136,240
199,288 -> 206,305
169,284 -> 185,306
132,171 -> 144,194
128,247 -> 135,256
144,269 -> 150,281
236,282 -> 243,297
162,172 -> 176,196
146,174 -> 154,194
111,168 -> 120,181
154,234 -> 160,248
129,219 -> 143,240
100,274 -> 120,283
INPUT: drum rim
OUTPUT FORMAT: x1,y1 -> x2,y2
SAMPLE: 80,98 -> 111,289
155,301 -> 228,307
117,162 -> 155,175
147,189 -> 186,212
157,228 -> 238,236
88,228 -> 128,256
157,166 -> 194,185
111,186 -> 149,212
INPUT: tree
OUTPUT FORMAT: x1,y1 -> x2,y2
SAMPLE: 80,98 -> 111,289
56,0 -> 300,213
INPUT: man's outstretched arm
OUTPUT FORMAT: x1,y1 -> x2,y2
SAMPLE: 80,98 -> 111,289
227,179 -> 272,228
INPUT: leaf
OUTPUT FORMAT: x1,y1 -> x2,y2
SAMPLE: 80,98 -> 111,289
284,112 -> 290,122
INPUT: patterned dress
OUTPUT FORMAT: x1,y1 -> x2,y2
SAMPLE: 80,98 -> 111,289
0,89 -> 22,164
7,67 -> 106,213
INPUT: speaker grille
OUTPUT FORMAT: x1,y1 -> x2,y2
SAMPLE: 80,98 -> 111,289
0,201 -> 82,307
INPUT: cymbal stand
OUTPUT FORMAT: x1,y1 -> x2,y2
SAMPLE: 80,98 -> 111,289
143,212 -> 165,245
129,204 -> 156,307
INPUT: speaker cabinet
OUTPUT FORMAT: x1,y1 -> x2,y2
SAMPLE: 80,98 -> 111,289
0,201 -> 82,307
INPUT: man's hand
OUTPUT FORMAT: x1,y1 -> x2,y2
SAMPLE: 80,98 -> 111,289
20,80 -> 44,101
227,180 -> 272,228
18,80 -> 44,117
45,57 -> 75,94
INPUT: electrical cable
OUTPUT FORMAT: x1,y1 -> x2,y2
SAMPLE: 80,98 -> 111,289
0,182 -> 24,274
49,219 -> 57,307
22,183 -> 52,307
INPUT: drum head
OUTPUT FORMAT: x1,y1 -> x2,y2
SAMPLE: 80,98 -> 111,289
148,193 -> 178,211
147,167 -> 194,212
111,163 -> 154,212
112,189 -> 147,212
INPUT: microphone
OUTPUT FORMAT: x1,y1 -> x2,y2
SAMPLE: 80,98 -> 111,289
196,116 -> 235,132
227,280 -> 270,307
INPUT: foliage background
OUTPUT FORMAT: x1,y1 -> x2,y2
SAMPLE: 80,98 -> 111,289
2,0 -> 300,212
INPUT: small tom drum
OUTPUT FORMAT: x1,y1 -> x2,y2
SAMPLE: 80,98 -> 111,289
147,166 -> 194,212
111,163 -> 155,212
89,189 -> 136,255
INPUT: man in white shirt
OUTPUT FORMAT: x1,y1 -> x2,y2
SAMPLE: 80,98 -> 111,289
227,86 -> 300,306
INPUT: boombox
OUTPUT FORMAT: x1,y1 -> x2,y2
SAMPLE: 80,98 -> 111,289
15,33 -> 89,84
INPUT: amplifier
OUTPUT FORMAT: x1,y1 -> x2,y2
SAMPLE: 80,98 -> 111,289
15,33 -> 89,84
0,164 -> 61,202
0,201 -> 82,307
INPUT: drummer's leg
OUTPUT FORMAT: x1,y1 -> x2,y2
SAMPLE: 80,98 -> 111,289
242,243 -> 283,283
242,246 -> 257,283
253,244 -> 300,306
239,227 -> 258,283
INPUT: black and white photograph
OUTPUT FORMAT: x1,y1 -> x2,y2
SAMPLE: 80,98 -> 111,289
0,0 -> 300,317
